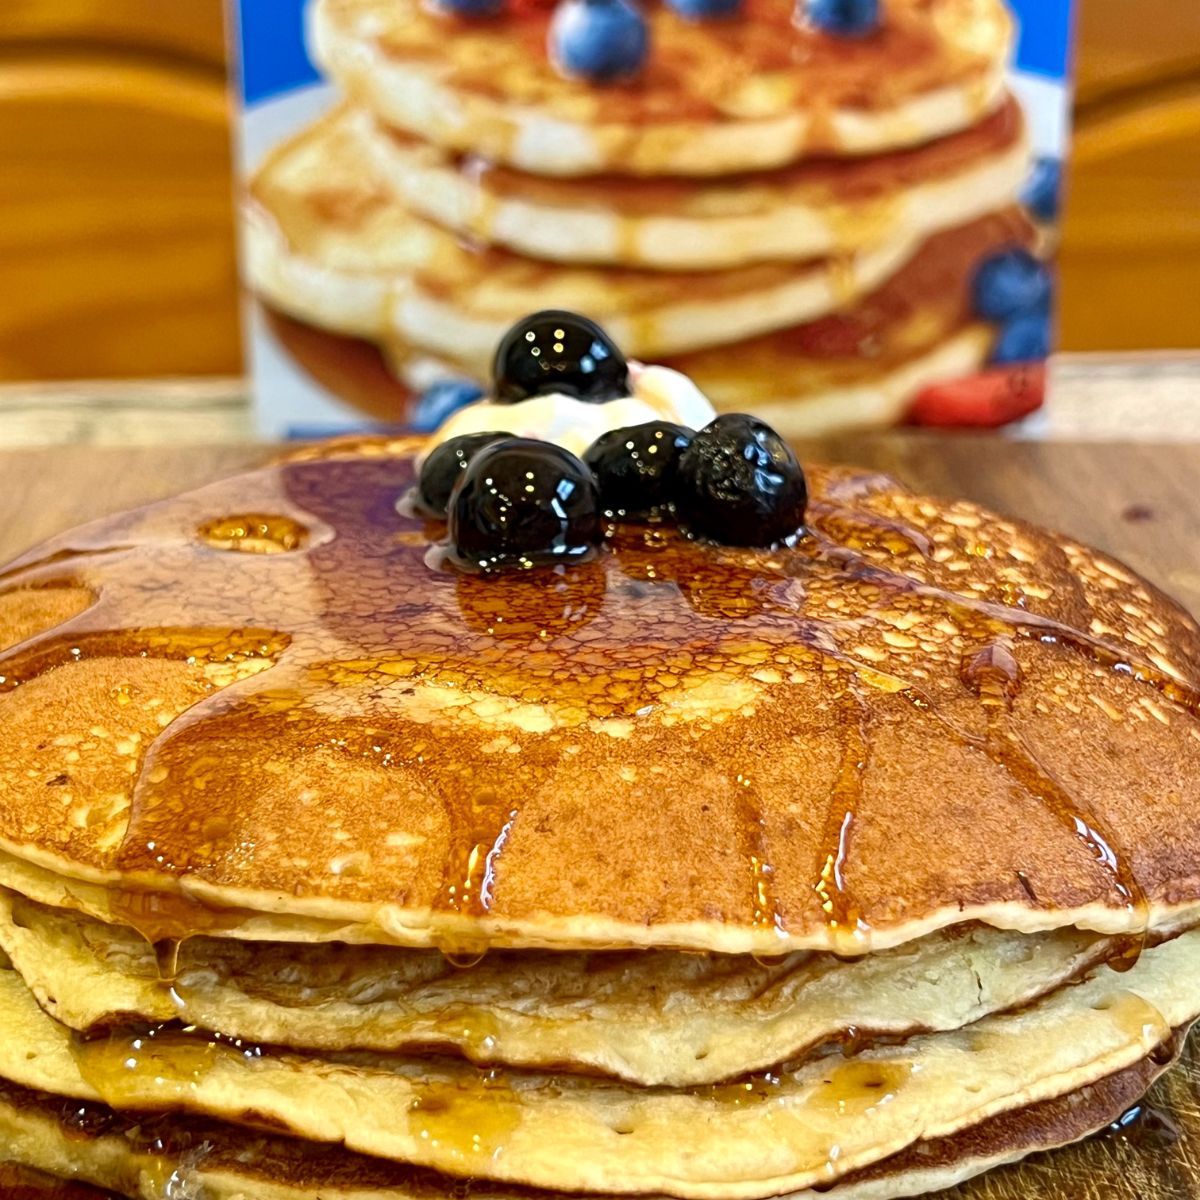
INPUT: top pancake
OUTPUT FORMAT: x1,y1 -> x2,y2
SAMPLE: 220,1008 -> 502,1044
2,438 -> 1200,954
311,0 -> 1014,176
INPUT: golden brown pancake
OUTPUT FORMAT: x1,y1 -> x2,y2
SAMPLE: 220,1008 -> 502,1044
0,888 -> 1128,1086
3,433 -> 1200,1200
0,932 -> 1198,1198
258,210 -> 1033,434
354,98 -> 1029,269
311,0 -> 1014,175
1,440 -> 1200,957
0,1035 -> 1180,1200
246,105 -> 934,363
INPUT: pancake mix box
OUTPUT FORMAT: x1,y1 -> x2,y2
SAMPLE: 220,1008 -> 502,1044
232,0 -> 1075,439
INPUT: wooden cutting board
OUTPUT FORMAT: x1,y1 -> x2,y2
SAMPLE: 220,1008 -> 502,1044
2,434 -> 1200,1198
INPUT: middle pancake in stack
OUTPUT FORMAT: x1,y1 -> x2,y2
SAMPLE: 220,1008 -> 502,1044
246,0 -> 1035,433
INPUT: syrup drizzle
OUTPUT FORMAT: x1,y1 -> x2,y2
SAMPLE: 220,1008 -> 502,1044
438,791 -> 520,966
958,639 -> 1149,969
0,452 -> 1195,955
813,681 -> 870,944
68,1023 -> 263,1112
738,783 -> 784,955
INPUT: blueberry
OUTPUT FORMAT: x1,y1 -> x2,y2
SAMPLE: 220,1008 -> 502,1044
805,0 -> 880,37
549,0 -> 650,84
449,439 -> 603,572
1022,157 -> 1062,223
667,0 -> 741,18
971,249 -> 1053,322
583,422 -> 694,520
675,414 -> 808,547
410,379 -> 485,434
432,0 -> 505,15
493,310 -> 629,405
416,432 -> 510,516
991,314 -> 1051,366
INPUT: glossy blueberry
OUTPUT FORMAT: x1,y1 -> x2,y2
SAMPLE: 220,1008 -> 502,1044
416,432 -> 510,516
449,438 -> 603,572
493,310 -> 629,405
432,0 -> 505,15
667,0 -> 741,18
675,414 -> 808,547
549,0 -> 650,83
410,379 -> 485,434
1021,156 -> 1062,223
805,0 -> 880,37
583,422 -> 694,519
971,249 -> 1053,322
991,314 -> 1051,366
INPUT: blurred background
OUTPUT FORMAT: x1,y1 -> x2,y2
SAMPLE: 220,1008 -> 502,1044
0,0 -> 1196,439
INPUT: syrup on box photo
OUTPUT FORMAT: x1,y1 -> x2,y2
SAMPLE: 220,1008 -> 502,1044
232,0 -> 1074,438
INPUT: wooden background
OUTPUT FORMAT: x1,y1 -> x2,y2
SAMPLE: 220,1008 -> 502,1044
0,0 -> 1196,386
4,435 -> 1200,1198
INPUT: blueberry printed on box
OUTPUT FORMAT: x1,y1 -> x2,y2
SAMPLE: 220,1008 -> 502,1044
235,0 -> 1075,437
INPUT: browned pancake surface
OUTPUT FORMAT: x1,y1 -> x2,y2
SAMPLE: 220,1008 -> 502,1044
426,99 -> 1025,216
2,444 -> 1200,951
328,0 -> 1008,127
0,1032 -> 1182,1199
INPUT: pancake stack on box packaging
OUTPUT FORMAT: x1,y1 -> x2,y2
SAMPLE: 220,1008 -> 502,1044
4,322 -> 1200,1197
245,0 -> 1054,435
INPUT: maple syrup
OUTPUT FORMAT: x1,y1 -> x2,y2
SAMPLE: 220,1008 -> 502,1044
703,1070 -> 783,1108
738,786 -> 783,947
960,639 -> 1151,969
68,1023 -> 255,1111
406,1070 -> 522,1162
813,683 -> 870,944
197,513 -> 309,555
58,1098 -> 121,1140
810,1060 -> 913,1118
428,1008 -> 504,1061
154,938 -> 182,983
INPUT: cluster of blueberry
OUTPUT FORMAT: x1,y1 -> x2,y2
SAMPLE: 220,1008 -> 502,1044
440,0 -> 880,84
971,243 -> 1055,367
412,313 -> 809,574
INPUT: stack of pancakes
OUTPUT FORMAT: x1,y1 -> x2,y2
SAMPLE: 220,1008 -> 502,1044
246,0 -> 1036,433
3,436 -> 1200,1197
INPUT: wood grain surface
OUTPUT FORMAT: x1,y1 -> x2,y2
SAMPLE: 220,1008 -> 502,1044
1,436 -> 1200,1198
0,1 -> 241,383
1062,0 -> 1200,352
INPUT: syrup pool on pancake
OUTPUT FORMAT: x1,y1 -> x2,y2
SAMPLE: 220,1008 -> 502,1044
410,311 -> 811,571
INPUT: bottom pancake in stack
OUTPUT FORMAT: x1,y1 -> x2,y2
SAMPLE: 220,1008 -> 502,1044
3,400 -> 1200,1196
0,916 -> 1198,1199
